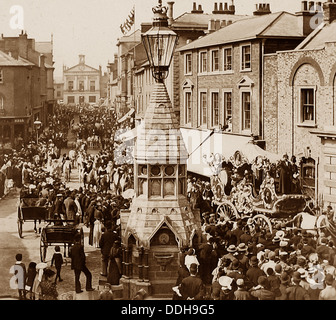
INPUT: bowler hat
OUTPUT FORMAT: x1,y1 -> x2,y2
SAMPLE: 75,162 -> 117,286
250,256 -> 258,266
189,263 -> 198,273
280,272 -> 290,284
325,274 -> 334,285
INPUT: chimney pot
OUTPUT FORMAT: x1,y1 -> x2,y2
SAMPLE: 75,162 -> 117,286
224,2 -> 228,11
192,2 -> 197,11
220,19 -> 227,27
301,1 -> 308,11
308,1 -> 315,11
198,4 -> 203,12
214,2 -> 218,12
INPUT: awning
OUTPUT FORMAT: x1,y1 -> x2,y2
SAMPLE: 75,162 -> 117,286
118,123 -> 143,142
180,128 -> 282,177
117,108 -> 135,124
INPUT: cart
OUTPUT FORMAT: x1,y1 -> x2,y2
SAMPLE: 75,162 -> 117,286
17,197 -> 48,238
208,150 -> 309,234
39,221 -> 84,262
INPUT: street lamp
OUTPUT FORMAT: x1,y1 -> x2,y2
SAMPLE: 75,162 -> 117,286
141,0 -> 178,82
34,118 -> 42,144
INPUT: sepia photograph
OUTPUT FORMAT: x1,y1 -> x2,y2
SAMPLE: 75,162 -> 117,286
0,0 -> 336,307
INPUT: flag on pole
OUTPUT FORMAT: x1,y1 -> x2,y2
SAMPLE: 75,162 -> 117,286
120,6 -> 135,35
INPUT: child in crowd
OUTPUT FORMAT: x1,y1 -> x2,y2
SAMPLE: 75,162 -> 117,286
51,246 -> 63,283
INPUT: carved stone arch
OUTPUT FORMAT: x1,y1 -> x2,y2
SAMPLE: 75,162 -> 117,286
125,232 -> 140,247
289,57 -> 325,86
148,215 -> 182,248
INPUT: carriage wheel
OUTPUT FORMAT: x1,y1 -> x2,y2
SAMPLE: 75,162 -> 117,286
316,215 -> 328,236
17,219 -> 23,239
252,214 -> 273,234
40,228 -> 48,262
216,200 -> 240,222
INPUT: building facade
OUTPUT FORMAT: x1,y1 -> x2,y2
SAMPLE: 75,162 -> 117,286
63,55 -> 101,106
178,7 -> 313,148
0,32 -> 55,148
264,1 -> 336,208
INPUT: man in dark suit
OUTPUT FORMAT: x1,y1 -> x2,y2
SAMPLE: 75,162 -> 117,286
179,263 -> 205,300
69,233 -> 94,293
99,223 -> 119,276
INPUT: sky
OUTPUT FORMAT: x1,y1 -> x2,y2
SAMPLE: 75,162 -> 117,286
0,0 -> 303,77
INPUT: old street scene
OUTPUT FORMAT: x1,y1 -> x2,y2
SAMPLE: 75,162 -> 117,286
2,0 -> 336,302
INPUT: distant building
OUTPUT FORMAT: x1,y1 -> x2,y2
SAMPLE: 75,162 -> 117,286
63,54 -> 102,106
0,31 -> 55,148
54,77 -> 64,103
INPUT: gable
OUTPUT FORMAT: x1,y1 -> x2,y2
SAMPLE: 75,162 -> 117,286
65,64 -> 99,73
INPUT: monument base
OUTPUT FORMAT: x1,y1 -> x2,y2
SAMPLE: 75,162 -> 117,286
120,277 -> 152,300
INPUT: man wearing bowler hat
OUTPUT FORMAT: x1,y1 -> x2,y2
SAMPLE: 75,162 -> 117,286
246,256 -> 266,289
179,263 -> 205,300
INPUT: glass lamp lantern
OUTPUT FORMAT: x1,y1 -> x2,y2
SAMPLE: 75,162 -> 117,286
141,0 -> 178,82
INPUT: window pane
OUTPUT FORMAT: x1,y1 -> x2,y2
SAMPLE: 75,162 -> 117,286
212,50 -> 219,71
242,92 -> 251,130
224,48 -> 232,71
224,92 -> 232,123
301,88 -> 315,122
212,92 -> 219,126
200,92 -> 207,125
185,92 -> 192,124
242,45 -> 251,70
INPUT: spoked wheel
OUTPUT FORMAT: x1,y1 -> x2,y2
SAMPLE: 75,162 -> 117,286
216,200 -> 240,222
252,214 -> 273,234
316,215 -> 328,236
40,228 -> 48,262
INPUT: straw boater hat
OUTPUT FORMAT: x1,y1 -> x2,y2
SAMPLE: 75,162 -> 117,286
227,245 -> 237,253
237,243 -> 248,252
218,276 -> 233,290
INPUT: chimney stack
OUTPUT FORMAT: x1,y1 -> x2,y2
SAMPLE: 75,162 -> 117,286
253,3 -> 272,16
323,0 -> 336,24
296,1 -> 319,36
167,1 -> 174,25
208,19 -> 216,32
191,3 -> 204,13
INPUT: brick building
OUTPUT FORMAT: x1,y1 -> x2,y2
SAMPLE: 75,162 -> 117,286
264,0 -> 336,208
0,32 -> 55,149
177,7 -> 314,142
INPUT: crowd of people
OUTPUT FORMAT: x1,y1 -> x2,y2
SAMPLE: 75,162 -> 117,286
173,199 -> 336,300
6,103 -> 336,300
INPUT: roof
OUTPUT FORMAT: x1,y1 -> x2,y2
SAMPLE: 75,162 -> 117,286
172,12 -> 248,29
117,29 -> 141,44
64,63 -> 99,73
0,51 -> 35,66
178,12 -> 305,51
296,21 -> 336,50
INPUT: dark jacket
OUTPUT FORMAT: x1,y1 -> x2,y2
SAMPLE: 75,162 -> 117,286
180,275 -> 205,300
70,243 -> 86,270
99,229 -> 119,256
51,252 -> 63,269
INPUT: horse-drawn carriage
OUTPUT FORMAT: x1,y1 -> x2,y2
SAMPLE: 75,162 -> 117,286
206,149 -> 318,235
39,220 -> 84,262
17,187 -> 48,238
